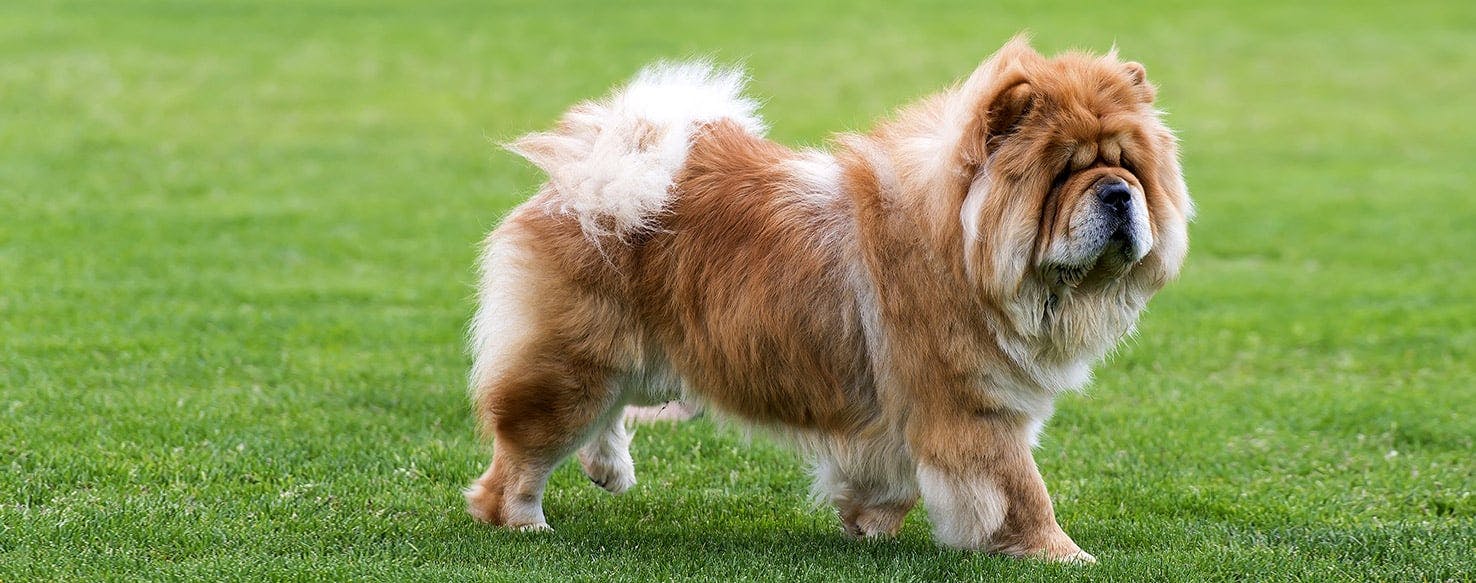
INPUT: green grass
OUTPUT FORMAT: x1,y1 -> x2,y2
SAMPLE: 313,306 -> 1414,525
3,0 -> 1474,580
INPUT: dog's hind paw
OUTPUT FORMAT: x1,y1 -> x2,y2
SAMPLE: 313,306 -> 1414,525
579,452 -> 637,494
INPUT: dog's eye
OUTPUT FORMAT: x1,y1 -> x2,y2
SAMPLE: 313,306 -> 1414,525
1120,157 -> 1138,176
1051,165 -> 1073,189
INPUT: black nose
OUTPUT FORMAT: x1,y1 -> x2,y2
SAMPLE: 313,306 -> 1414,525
1097,180 -> 1132,215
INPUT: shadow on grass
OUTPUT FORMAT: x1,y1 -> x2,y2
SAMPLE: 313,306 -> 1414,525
390,495 -> 1076,581
377,489 -> 1476,581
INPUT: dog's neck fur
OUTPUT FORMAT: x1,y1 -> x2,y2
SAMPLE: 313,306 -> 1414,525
841,91 -> 1153,399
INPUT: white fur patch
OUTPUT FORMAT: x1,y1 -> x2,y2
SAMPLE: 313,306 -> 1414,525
959,171 -> 991,275
782,150 -> 851,250
917,463 -> 1007,549
506,61 -> 766,241
618,62 -> 766,135
785,151 -> 843,200
468,233 -> 537,397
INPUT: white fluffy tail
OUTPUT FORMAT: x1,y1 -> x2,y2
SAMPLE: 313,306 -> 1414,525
506,61 -> 766,240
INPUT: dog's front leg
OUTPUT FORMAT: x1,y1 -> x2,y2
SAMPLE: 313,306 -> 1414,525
908,407 -> 1094,563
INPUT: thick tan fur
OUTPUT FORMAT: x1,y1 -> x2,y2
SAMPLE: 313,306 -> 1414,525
464,37 -> 1191,562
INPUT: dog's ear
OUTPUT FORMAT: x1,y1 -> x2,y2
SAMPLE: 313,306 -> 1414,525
982,80 -> 1034,155
1123,61 -> 1147,85
960,36 -> 1041,168
1121,60 -> 1157,103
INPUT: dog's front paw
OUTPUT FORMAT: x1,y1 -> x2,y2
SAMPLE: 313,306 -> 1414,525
988,526 -> 1096,564
1006,539 -> 1097,564
1046,548 -> 1096,564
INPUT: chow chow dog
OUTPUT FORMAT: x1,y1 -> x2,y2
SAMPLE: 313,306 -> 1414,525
464,37 -> 1191,562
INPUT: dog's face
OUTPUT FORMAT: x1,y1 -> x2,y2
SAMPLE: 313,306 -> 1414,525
961,41 -> 1191,310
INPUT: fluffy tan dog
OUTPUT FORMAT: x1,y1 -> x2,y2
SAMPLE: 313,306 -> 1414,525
464,37 -> 1191,562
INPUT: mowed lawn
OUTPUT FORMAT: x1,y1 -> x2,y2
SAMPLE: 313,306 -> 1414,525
3,0 -> 1474,580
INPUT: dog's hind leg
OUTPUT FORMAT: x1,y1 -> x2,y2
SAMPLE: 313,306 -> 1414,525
576,405 -> 637,494
464,362 -> 623,530
463,222 -> 637,529
812,432 -> 919,538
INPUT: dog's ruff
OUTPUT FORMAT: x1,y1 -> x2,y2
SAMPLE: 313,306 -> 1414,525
464,38 -> 1191,562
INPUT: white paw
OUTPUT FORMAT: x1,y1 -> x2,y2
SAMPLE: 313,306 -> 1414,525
512,522 -> 553,533
579,453 -> 636,494
1055,549 -> 1097,564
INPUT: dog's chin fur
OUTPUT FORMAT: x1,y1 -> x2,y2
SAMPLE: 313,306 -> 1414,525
464,36 -> 1191,562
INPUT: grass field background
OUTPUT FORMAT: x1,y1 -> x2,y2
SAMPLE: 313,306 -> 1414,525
3,1 -> 1474,580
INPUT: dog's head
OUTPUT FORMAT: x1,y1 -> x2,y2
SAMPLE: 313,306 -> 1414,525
952,38 -> 1192,340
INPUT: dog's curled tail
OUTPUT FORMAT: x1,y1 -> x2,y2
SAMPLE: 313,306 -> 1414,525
505,61 -> 766,241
